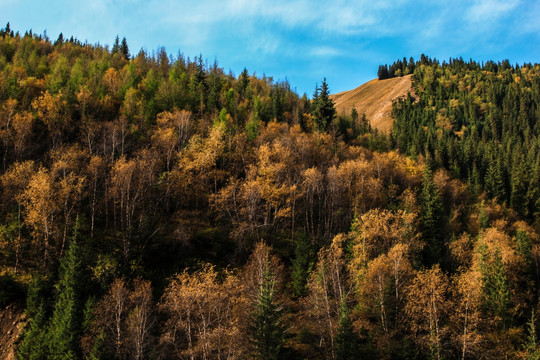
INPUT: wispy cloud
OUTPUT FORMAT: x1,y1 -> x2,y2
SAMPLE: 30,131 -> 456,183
310,46 -> 343,57
466,0 -> 520,23
151,0 -> 413,38
1,0 -> 538,94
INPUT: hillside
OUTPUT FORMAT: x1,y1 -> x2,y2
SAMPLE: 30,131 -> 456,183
0,304 -> 25,360
331,74 -> 413,133
1,27 -> 540,359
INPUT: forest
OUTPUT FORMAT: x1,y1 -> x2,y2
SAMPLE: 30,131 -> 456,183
0,24 -> 539,359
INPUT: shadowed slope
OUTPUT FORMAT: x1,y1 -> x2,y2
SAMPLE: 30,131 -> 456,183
0,304 -> 25,360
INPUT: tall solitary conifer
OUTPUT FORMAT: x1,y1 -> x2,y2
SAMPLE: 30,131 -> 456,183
291,234 -> 314,297
48,221 -> 83,360
311,78 -> 336,132
420,167 -> 444,265
334,299 -> 358,360
248,261 -> 286,360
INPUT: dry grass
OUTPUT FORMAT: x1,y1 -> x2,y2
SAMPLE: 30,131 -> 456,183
0,303 -> 25,360
331,74 -> 413,133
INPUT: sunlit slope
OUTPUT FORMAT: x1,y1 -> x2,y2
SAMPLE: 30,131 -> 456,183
331,74 -> 413,133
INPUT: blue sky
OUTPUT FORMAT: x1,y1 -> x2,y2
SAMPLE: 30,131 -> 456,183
1,0 -> 539,95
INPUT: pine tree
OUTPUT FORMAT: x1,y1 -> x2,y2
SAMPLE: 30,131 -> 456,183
480,247 -> 510,326
239,67 -> 250,99
334,300 -> 358,360
311,78 -> 336,132
291,234 -> 314,298
112,35 -> 120,54
485,155 -> 507,202
248,262 -> 286,360
120,37 -> 129,59
17,273 -> 51,359
24,274 -> 49,317
48,223 -> 83,360
420,167 -> 444,265
55,32 -> 64,46
524,310 -> 540,360
517,230 -> 533,267
194,54 -> 207,117
17,303 -> 49,360
378,65 -> 389,80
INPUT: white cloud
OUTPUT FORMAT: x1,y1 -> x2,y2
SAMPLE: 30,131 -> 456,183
466,0 -> 520,23
310,46 -> 342,57
151,0 -> 415,37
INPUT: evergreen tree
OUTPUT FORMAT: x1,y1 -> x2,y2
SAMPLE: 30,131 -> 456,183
378,65 -> 389,80
24,274 -> 51,317
291,234 -> 314,298
248,262 -> 286,360
239,67 -> 250,99
311,78 -> 336,132
420,167 -> 445,265
48,223 -> 83,360
55,32 -> 64,46
194,54 -> 207,116
17,303 -> 49,360
0,22 -> 11,37
517,230 -> 533,267
17,274 -> 52,360
112,35 -> 120,54
334,299 -> 358,360
524,310 -> 540,360
480,248 -> 510,326
120,37 -> 129,59
485,156 -> 507,202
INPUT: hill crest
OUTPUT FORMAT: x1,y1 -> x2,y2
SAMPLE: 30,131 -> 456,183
331,74 -> 413,133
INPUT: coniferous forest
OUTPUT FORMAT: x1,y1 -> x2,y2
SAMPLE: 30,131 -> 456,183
0,24 -> 539,359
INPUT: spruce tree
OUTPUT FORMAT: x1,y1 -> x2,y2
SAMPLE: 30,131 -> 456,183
112,35 -> 120,54
291,234 -> 314,298
17,274 -> 52,360
311,78 -> 336,132
485,156 -> 507,202
334,299 -> 358,360
420,167 -> 444,265
17,303 -> 49,360
120,37 -> 129,59
48,224 -> 83,360
248,262 -> 286,360
524,310 -> 540,360
239,67 -> 250,99
480,248 -> 510,326
378,65 -> 389,80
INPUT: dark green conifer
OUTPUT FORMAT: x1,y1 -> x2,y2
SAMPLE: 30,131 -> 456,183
291,234 -> 314,298
420,167 -> 444,265
120,37 -> 129,59
17,303 -> 49,360
112,35 -> 120,54
248,262 -> 286,360
48,222 -> 83,360
311,78 -> 336,132
479,247 -> 510,326
334,299 -> 358,360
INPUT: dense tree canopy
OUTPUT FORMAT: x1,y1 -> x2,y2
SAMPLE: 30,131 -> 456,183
0,25 -> 539,359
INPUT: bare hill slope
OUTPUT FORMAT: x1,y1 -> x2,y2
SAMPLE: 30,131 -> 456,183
0,304 -> 25,360
331,74 -> 413,133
